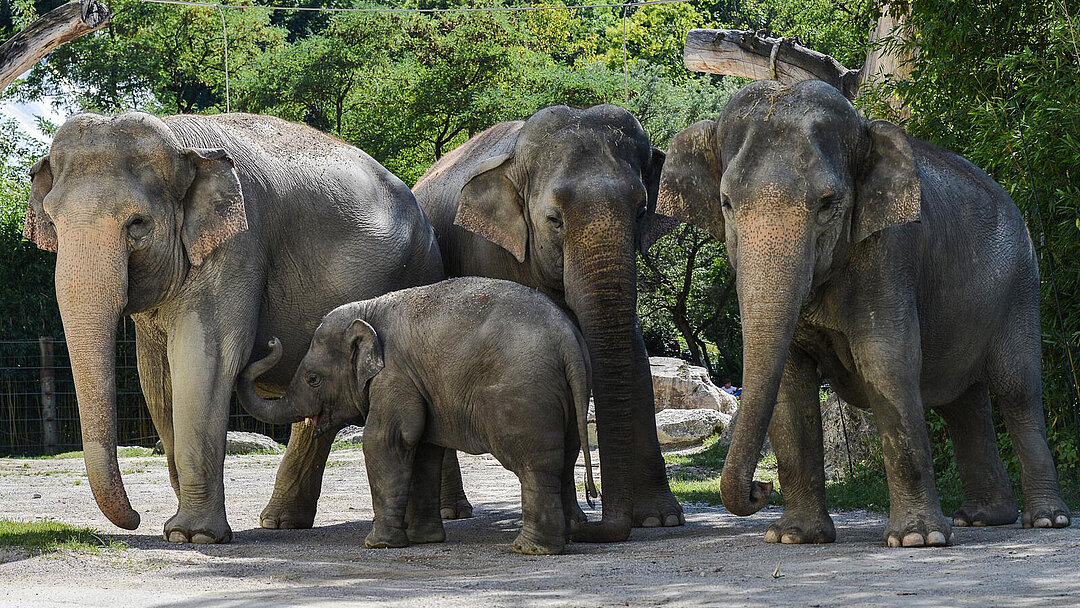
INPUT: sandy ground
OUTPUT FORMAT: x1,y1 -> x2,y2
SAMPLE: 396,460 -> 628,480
0,448 -> 1078,608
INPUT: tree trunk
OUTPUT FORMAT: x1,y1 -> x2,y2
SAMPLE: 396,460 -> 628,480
682,4 -> 914,105
0,0 -> 110,92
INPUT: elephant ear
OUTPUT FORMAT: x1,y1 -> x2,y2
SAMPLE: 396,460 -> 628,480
638,146 -> 679,253
852,120 -> 921,243
181,147 -> 248,267
24,156 -> 57,252
455,151 -> 527,263
656,120 -> 725,243
346,319 -> 385,386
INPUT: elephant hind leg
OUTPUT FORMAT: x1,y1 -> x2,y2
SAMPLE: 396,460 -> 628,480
261,422 -> 336,530
514,460 -> 567,555
935,384 -> 1017,527
987,322 -> 1070,529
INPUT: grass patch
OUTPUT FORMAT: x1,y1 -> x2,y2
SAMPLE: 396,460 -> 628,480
20,447 -> 158,460
0,520 -> 126,556
331,441 -> 361,451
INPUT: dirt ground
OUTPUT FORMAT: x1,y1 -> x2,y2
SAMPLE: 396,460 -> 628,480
0,448 -> 1078,608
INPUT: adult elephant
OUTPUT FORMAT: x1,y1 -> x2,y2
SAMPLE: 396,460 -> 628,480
657,80 -> 1070,547
260,104 -> 682,540
23,112 -> 442,543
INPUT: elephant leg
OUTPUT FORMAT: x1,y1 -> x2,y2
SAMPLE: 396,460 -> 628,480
134,322 -> 178,499
163,312 -> 251,544
439,449 -> 474,519
854,335 -> 951,548
260,423 -> 338,529
364,386 -> 425,549
629,329 -> 684,528
513,453 -> 568,555
988,325 -> 1070,529
764,348 -> 835,544
935,385 -> 1018,527
562,428 -> 587,533
406,442 -> 446,544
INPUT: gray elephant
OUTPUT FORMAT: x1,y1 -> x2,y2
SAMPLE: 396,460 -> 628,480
657,80 -> 1070,547
23,112 -> 442,543
261,104 -> 682,541
235,277 -> 598,555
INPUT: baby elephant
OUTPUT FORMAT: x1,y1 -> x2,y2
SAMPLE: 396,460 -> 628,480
236,277 -> 597,555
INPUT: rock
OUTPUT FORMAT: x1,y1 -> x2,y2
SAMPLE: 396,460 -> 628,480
820,393 -> 878,481
335,425 -> 364,445
225,431 -> 283,455
650,357 -> 738,415
655,408 -> 728,448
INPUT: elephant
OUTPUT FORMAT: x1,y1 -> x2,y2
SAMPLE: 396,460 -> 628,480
23,111 -> 443,543
657,79 -> 1071,548
260,104 -> 683,541
234,277 -> 598,555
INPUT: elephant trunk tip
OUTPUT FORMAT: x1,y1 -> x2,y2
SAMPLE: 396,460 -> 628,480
83,442 -> 141,530
243,338 -> 283,382
721,475 -> 774,517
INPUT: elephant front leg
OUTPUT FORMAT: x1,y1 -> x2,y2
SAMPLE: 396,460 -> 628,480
133,322 -> 179,499
439,449 -> 474,520
163,317 -> 246,544
629,331 -> 684,528
856,338 -> 951,548
260,422 -> 338,529
764,348 -> 835,544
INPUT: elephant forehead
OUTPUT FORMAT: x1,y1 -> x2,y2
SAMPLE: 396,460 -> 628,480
53,114 -> 183,178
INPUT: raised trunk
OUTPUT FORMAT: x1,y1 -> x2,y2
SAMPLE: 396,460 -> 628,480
563,237 -> 637,542
54,234 -> 139,530
234,338 -> 312,425
719,244 -> 812,516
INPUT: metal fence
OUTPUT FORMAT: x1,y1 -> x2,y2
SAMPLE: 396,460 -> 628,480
0,327 -> 291,456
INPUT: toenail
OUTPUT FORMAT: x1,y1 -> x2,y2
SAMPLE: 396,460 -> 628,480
901,532 -> 924,547
927,531 -> 947,545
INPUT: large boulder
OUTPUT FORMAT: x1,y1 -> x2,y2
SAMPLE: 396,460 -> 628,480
225,431 -> 283,455
655,408 -> 728,447
335,425 -> 364,445
650,357 -> 738,415
820,393 -> 878,480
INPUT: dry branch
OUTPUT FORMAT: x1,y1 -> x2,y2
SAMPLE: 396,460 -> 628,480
683,29 -> 860,100
0,0 -> 110,92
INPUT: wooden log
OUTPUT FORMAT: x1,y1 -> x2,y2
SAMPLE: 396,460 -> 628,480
39,337 -> 57,456
683,29 -> 860,100
0,0 -> 110,92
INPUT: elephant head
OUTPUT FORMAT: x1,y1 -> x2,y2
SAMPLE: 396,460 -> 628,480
454,104 -> 668,540
657,80 -> 921,516
235,306 -> 382,436
23,112 -> 247,530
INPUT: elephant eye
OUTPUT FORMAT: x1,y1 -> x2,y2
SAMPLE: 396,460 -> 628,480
306,372 -> 322,388
126,214 -> 153,243
546,213 -> 563,229
721,194 -> 732,210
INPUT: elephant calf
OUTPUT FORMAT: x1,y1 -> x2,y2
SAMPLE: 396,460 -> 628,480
236,277 -> 598,555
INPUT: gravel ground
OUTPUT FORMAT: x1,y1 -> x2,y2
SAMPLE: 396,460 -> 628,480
1,448 -> 1078,607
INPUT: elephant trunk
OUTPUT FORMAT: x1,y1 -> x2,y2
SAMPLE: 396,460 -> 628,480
234,339 -> 313,425
720,229 -> 813,517
54,230 -> 140,530
563,229 -> 638,543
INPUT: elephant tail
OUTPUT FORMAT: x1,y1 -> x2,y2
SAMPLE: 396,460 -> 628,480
566,328 -> 598,509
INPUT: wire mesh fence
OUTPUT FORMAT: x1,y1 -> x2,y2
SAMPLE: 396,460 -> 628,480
0,324 -> 291,456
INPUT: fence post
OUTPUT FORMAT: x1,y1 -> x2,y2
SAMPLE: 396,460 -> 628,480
39,337 -> 57,455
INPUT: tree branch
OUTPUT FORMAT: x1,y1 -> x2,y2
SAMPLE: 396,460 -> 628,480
0,0 -> 110,92
683,28 -> 860,100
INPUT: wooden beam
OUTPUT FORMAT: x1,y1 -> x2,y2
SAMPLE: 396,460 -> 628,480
683,29 -> 860,100
0,0 -> 110,92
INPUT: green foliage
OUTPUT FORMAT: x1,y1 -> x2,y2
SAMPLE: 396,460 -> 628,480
0,520 -> 125,555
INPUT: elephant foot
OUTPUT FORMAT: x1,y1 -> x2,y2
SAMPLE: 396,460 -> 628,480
884,510 -> 952,548
440,496 -> 474,520
632,492 -> 684,528
406,520 -> 446,544
164,510 -> 232,544
952,497 -> 1018,527
259,498 -> 317,529
764,510 -> 836,544
1022,496 -> 1071,529
365,522 -> 409,549
512,530 -> 565,555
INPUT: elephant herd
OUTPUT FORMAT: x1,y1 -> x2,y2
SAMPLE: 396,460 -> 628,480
21,79 -> 1070,554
